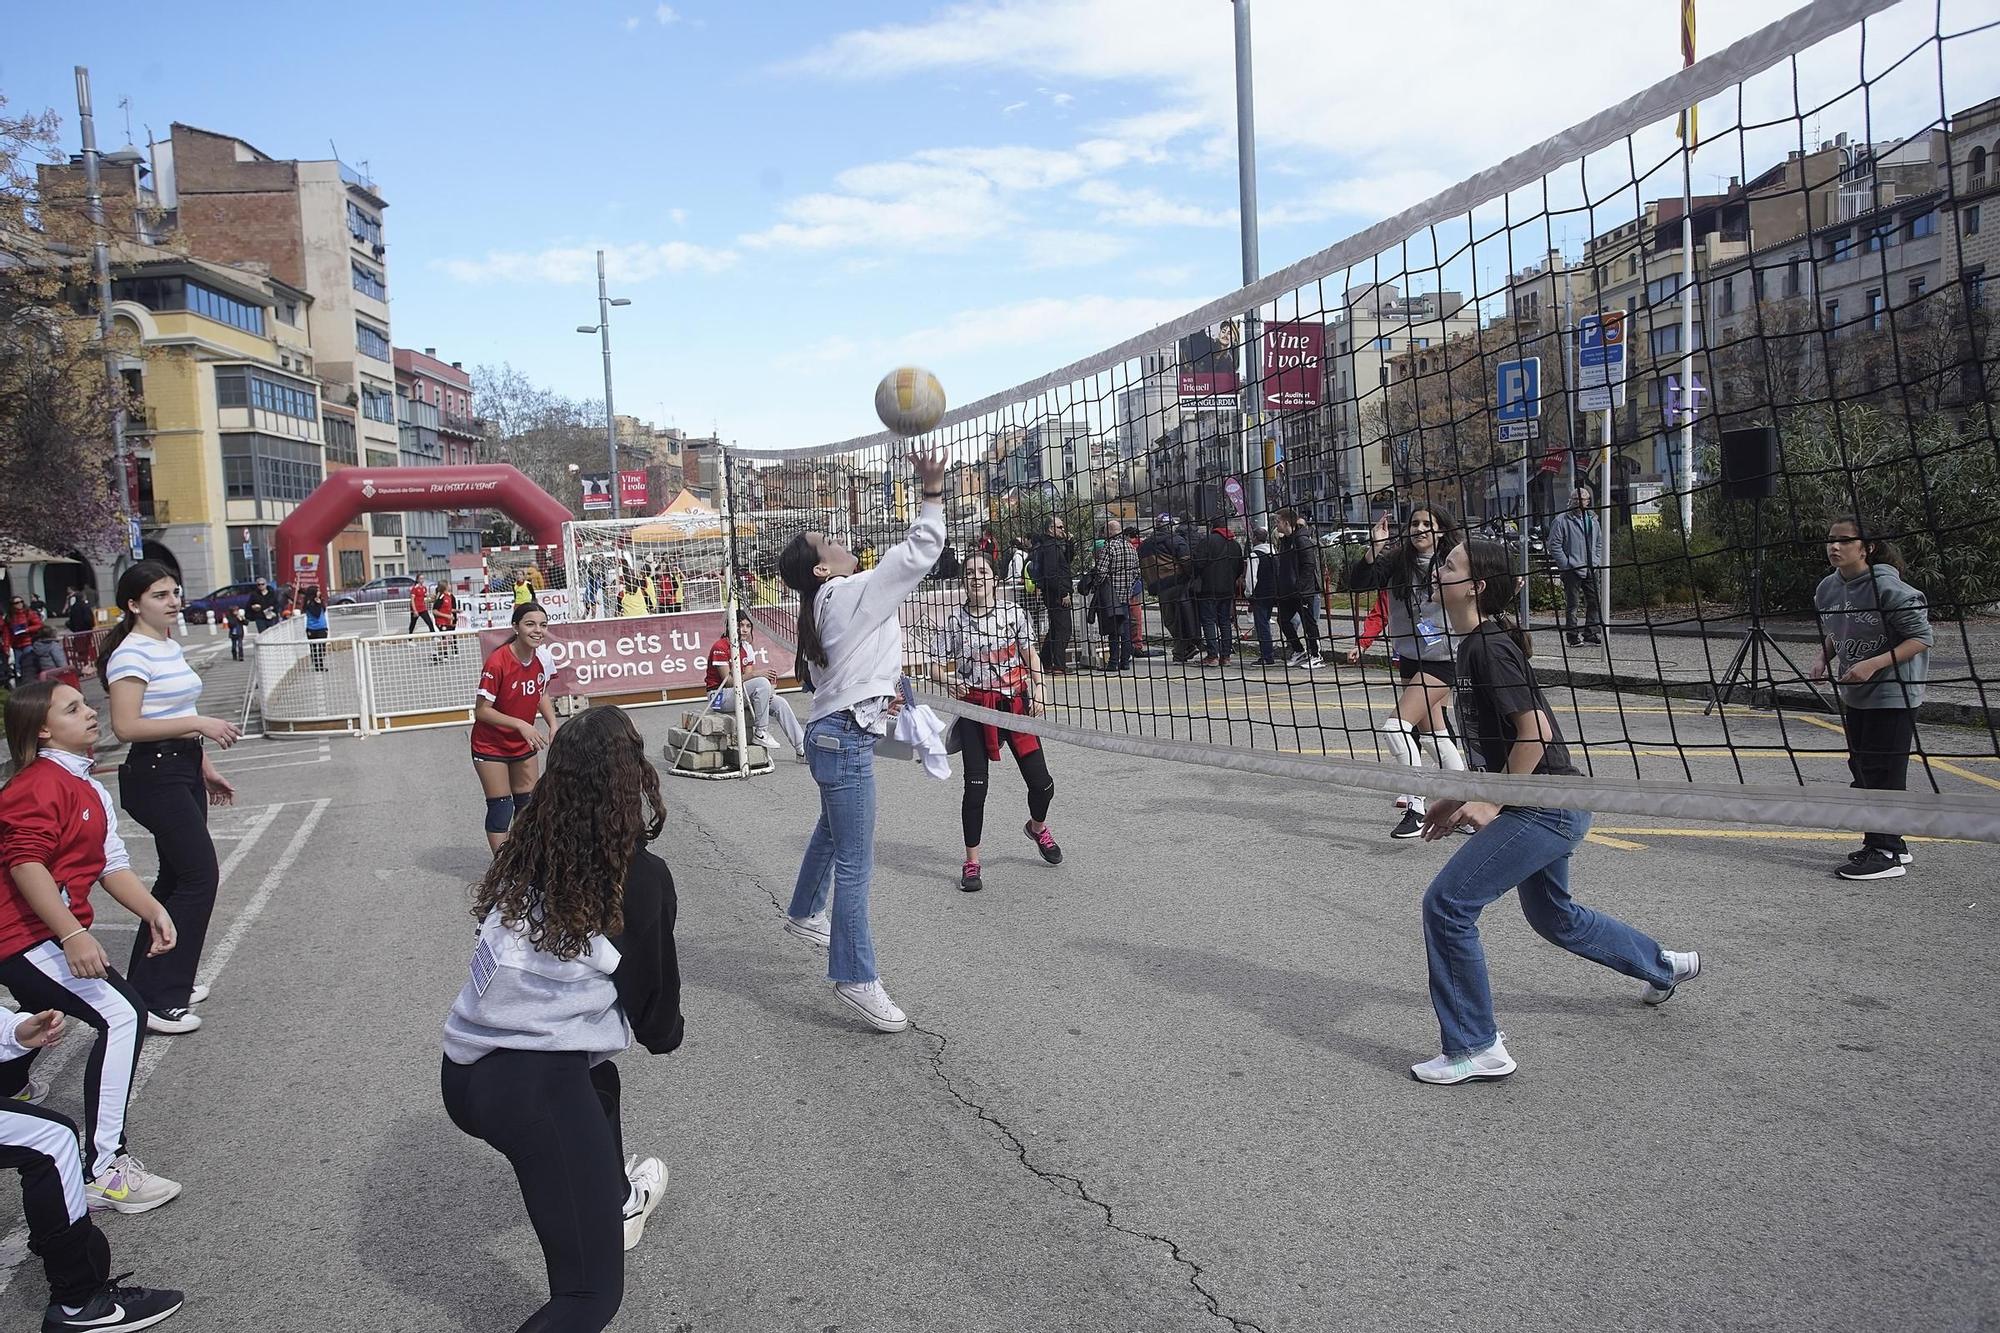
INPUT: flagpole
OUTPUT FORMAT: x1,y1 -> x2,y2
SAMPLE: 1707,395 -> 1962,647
1677,0 -> 1698,535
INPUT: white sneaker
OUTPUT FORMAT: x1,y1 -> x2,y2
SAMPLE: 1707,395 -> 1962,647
1410,1034 -> 1516,1085
834,979 -> 909,1033
1302,655 -> 1323,671
622,1154 -> 666,1251
1642,949 -> 1701,1006
86,1154 -> 182,1215
9,1076 -> 49,1106
783,910 -> 830,949
752,730 -> 778,750
1285,652 -> 1307,667
188,984 -> 209,1005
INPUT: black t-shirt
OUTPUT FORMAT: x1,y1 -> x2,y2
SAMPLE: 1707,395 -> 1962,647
1452,621 -> 1578,776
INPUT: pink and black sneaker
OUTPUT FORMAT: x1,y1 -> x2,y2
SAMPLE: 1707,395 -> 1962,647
1024,822 -> 1063,865
959,861 -> 983,893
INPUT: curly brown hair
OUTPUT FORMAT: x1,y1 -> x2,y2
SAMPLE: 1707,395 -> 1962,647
473,705 -> 665,959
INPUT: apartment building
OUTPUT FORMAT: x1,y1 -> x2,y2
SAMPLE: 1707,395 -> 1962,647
396,347 -> 483,571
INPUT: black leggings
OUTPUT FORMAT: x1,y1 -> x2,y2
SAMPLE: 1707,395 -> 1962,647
1844,706 -> 1916,854
118,743 -> 218,1012
441,1049 -> 625,1333
955,718 -> 1054,848
1,1101 -> 111,1307
1277,595 -> 1320,657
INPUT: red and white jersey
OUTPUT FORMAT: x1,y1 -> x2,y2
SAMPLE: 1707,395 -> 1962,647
472,642 -> 558,758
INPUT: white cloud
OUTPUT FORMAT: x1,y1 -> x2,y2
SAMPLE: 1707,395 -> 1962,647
1001,101 -> 1028,116
654,3 -> 679,23
1261,169 -> 1456,227
889,294 -> 1199,362
437,241 -> 736,284
668,207 -> 688,225
624,15 -> 642,30
1050,91 -> 1074,108
1076,179 -> 1231,228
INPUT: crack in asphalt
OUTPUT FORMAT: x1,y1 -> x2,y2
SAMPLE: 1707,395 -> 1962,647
672,792 -> 1266,1333
909,1021 -> 1269,1333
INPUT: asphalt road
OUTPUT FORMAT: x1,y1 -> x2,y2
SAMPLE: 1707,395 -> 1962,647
0,696 -> 1994,1332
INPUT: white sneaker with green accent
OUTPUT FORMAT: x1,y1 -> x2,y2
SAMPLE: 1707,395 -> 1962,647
1410,1035 -> 1516,1085
86,1154 -> 181,1215
622,1154 -> 666,1251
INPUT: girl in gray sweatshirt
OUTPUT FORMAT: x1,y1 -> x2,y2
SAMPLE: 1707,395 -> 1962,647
1811,515 -> 1933,881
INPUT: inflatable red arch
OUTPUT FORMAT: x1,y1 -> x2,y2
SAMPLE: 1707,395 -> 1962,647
274,465 -> 573,590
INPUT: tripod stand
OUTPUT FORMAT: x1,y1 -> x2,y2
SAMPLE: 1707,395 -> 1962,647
1705,497 -> 1831,713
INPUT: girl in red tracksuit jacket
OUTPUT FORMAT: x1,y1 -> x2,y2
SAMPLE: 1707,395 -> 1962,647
0,680 -> 183,1216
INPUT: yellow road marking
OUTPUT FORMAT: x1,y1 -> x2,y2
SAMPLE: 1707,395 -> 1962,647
1922,757 -> 2000,792
1590,827 -> 1978,845
1585,832 -> 1648,850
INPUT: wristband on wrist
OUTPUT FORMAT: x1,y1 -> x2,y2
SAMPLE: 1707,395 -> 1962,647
56,928 -> 86,946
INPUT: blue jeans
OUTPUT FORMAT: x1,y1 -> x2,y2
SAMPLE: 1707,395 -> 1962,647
1251,600 -> 1276,663
788,713 -> 881,984
1421,805 -> 1672,1056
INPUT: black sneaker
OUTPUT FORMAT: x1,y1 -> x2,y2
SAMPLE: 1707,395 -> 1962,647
1849,845 -> 1916,868
44,1277 -> 185,1331
959,861 -> 983,893
1391,809 -> 1425,839
1835,847 -> 1905,880
1024,821 -> 1063,864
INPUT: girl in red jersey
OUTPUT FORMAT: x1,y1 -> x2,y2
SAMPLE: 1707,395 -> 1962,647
472,602 -> 561,853
431,582 -> 460,663
0,681 -> 183,1214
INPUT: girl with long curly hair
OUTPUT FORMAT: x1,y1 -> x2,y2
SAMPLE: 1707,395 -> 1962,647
441,706 -> 684,1333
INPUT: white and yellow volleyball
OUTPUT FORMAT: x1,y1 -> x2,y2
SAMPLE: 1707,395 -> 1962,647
874,366 -> 947,437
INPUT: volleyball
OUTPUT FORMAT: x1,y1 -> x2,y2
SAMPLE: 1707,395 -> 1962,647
874,366 -> 947,437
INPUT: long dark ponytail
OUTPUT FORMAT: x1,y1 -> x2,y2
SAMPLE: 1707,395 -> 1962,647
96,560 -> 178,689
1464,538 -> 1532,658
778,534 -> 830,669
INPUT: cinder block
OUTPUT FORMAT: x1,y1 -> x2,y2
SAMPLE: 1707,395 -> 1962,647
665,728 -> 723,754
671,749 -> 728,772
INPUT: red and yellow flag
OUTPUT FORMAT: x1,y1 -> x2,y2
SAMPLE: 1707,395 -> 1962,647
1677,0 -> 1699,146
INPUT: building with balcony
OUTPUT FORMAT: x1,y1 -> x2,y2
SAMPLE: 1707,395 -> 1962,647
396,347 -> 483,569
149,123 -> 405,578
101,251 -> 325,594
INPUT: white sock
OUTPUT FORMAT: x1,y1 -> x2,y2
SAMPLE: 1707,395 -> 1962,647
1422,732 -> 1467,772
1380,719 -> 1424,810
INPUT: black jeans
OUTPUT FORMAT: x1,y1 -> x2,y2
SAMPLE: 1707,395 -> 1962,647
1559,569 -> 1603,637
307,626 -> 328,671
1,1102 -> 111,1307
1158,585 -> 1198,658
1197,597 -> 1235,660
118,741 -> 218,1012
1277,595 -> 1320,658
954,719 -> 1055,848
408,611 -> 437,634
1041,590 -> 1072,669
442,1049 -> 625,1333
1844,706 -> 1916,854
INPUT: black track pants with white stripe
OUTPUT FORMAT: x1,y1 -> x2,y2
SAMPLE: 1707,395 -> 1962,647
0,943 -> 145,1180
0,1100 -> 112,1307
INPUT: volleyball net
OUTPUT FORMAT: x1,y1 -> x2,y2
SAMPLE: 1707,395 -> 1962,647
720,0 -> 1998,839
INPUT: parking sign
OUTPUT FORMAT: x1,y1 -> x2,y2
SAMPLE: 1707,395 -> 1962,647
1576,312 -> 1627,412
1496,358 -> 1541,422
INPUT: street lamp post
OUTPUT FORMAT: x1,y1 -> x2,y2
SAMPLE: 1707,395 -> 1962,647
1230,0 -> 1268,537
576,249 -> 632,517
74,67 -> 136,562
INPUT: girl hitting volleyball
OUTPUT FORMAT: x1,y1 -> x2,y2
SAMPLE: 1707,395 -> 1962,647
775,446 -> 948,1033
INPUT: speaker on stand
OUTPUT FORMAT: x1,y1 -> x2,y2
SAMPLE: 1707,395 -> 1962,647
1704,425 -> 1832,714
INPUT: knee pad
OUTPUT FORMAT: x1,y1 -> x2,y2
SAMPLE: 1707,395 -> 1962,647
1379,717 -> 1421,768
1029,777 -> 1055,801
484,794 -> 516,834
1422,731 -> 1467,772
511,789 -> 531,822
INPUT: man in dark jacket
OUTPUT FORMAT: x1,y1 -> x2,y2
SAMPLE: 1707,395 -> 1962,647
1030,516 -> 1075,672
245,577 -> 280,631
1273,508 -> 1324,667
1190,523 -> 1245,665
1137,514 -> 1197,661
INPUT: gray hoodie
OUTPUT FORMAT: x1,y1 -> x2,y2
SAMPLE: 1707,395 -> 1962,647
442,910 -> 630,1065
1814,563 -> 1932,710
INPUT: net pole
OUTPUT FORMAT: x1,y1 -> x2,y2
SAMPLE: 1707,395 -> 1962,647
1678,150 -> 1698,533
1231,0 -> 1268,533
1598,408 -> 1613,645
718,443 -> 752,778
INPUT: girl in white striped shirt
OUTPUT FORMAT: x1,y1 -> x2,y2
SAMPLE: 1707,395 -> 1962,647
99,562 -> 240,1036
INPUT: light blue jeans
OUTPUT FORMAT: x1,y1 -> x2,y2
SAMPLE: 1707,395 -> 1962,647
1422,805 -> 1673,1056
788,712 -> 881,984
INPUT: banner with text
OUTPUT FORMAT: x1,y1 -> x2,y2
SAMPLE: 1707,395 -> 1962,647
618,469 -> 649,511
1261,320 -> 1326,411
477,611 -> 778,697
463,588 -> 575,631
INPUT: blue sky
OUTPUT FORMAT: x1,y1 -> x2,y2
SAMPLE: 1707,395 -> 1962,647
9,0 -> 1949,453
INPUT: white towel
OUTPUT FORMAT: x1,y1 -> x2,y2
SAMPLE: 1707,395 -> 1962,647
876,702 -> 955,780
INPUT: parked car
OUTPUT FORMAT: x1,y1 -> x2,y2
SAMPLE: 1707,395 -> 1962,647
182,581 -> 294,624
329,574 -> 422,607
